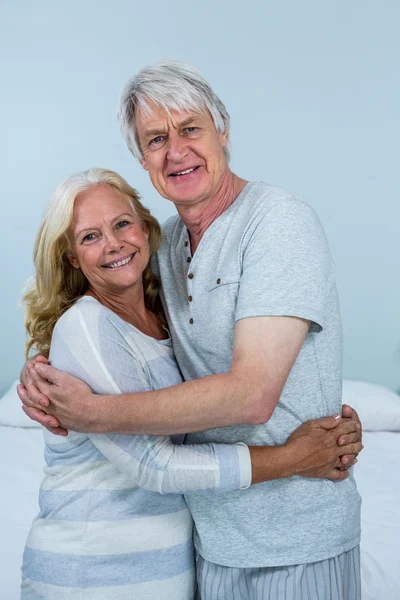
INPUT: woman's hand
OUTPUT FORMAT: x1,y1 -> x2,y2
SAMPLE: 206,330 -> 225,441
285,415 -> 363,481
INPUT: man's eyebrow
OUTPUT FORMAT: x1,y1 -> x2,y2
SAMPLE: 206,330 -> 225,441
143,127 -> 166,139
142,116 -> 200,139
178,116 -> 199,128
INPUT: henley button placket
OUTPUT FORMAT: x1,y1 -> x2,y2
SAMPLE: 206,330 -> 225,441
185,236 -> 194,325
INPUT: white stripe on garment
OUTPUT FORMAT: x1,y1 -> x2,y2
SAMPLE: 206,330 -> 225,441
26,507 -> 193,555
41,460 -> 139,491
42,429 -> 81,445
21,569 -> 196,600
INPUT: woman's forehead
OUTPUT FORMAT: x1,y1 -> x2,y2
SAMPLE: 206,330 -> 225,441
71,187 -> 136,228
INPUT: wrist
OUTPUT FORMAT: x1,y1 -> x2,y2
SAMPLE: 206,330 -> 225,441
280,441 -> 300,479
81,392 -> 104,433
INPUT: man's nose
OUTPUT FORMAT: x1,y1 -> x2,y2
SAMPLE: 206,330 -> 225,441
166,133 -> 188,162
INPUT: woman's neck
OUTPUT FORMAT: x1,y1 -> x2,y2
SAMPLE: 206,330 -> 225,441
85,285 -> 167,340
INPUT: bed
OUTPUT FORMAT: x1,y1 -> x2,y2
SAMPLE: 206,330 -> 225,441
1,380 -> 399,599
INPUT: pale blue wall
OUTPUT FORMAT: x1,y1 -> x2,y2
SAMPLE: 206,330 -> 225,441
1,0 -> 399,395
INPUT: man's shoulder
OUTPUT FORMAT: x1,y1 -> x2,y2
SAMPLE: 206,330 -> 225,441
160,214 -> 183,241
239,181 -> 319,230
244,181 -> 312,212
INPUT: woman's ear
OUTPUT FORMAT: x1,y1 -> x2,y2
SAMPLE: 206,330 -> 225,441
66,250 -> 80,269
142,222 -> 149,240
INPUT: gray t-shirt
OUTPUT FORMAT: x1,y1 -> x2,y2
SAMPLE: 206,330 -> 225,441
156,181 -> 361,568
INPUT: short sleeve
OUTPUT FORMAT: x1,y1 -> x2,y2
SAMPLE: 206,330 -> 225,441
235,201 -> 335,331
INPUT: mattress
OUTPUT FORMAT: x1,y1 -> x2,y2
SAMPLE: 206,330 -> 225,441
1,379 -> 399,599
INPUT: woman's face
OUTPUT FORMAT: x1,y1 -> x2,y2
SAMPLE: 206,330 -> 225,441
67,184 -> 150,295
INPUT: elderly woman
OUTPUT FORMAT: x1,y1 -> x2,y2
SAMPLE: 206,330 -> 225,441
21,168 -> 360,599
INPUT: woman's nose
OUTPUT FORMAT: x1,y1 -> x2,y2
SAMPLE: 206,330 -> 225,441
104,231 -> 123,252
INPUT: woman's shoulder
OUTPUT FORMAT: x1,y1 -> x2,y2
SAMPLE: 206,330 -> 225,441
52,296 -> 127,348
54,296 -> 103,333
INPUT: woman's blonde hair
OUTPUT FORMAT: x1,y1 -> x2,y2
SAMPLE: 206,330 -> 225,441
22,168 -> 163,358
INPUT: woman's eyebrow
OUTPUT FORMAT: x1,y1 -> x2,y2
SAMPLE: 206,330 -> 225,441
112,212 -> 135,222
75,213 -> 134,236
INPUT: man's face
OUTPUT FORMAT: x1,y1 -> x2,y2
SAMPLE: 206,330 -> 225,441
136,103 -> 228,209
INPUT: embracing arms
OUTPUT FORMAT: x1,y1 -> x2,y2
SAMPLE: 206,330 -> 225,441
21,316 -> 329,433
19,314 -> 362,480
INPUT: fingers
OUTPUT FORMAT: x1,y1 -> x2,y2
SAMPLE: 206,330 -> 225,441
44,424 -> 69,436
17,383 -> 49,410
22,406 -> 61,429
338,432 -> 360,446
313,414 -> 342,430
340,456 -> 358,467
342,404 -> 360,422
27,364 -> 54,403
34,362 -> 61,385
34,355 -> 50,365
341,404 -> 354,418
338,441 -> 363,457
327,468 -> 350,481
334,420 -> 360,437
20,357 -> 36,387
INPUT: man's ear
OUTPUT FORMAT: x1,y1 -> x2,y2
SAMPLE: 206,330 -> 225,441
220,127 -> 228,148
66,250 -> 80,269
141,158 -> 149,171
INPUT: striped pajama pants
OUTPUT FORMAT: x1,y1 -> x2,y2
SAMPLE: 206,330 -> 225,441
196,545 -> 360,600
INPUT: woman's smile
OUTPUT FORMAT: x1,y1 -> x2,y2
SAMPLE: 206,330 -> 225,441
102,252 -> 136,269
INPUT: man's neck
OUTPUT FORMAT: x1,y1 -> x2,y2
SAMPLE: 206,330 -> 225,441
177,171 -> 248,254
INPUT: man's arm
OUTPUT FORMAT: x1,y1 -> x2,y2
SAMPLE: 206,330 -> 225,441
21,315 -> 310,433
21,315 -> 352,440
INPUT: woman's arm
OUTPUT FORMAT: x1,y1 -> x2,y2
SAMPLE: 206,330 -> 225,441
49,304 -> 360,494
48,301 -> 252,495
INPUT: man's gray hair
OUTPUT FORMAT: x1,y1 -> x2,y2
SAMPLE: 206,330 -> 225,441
117,60 -> 231,162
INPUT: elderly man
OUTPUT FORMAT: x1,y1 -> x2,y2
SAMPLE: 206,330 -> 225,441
20,61 -> 361,599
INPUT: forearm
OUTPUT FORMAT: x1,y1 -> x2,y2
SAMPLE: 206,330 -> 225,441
86,372 -> 266,435
90,432 -> 251,494
249,444 -> 294,483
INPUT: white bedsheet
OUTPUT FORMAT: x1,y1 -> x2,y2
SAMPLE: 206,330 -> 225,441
0,427 -> 44,599
0,428 -> 399,599
357,431 -> 400,600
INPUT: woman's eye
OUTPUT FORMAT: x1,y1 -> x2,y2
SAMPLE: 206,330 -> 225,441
82,233 -> 95,242
116,220 -> 129,229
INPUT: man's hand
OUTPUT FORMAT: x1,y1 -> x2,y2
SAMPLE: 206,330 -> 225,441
18,361 -> 94,435
285,414 -> 363,481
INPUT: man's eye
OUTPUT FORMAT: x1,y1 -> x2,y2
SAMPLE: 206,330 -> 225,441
150,136 -> 164,145
185,127 -> 197,133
